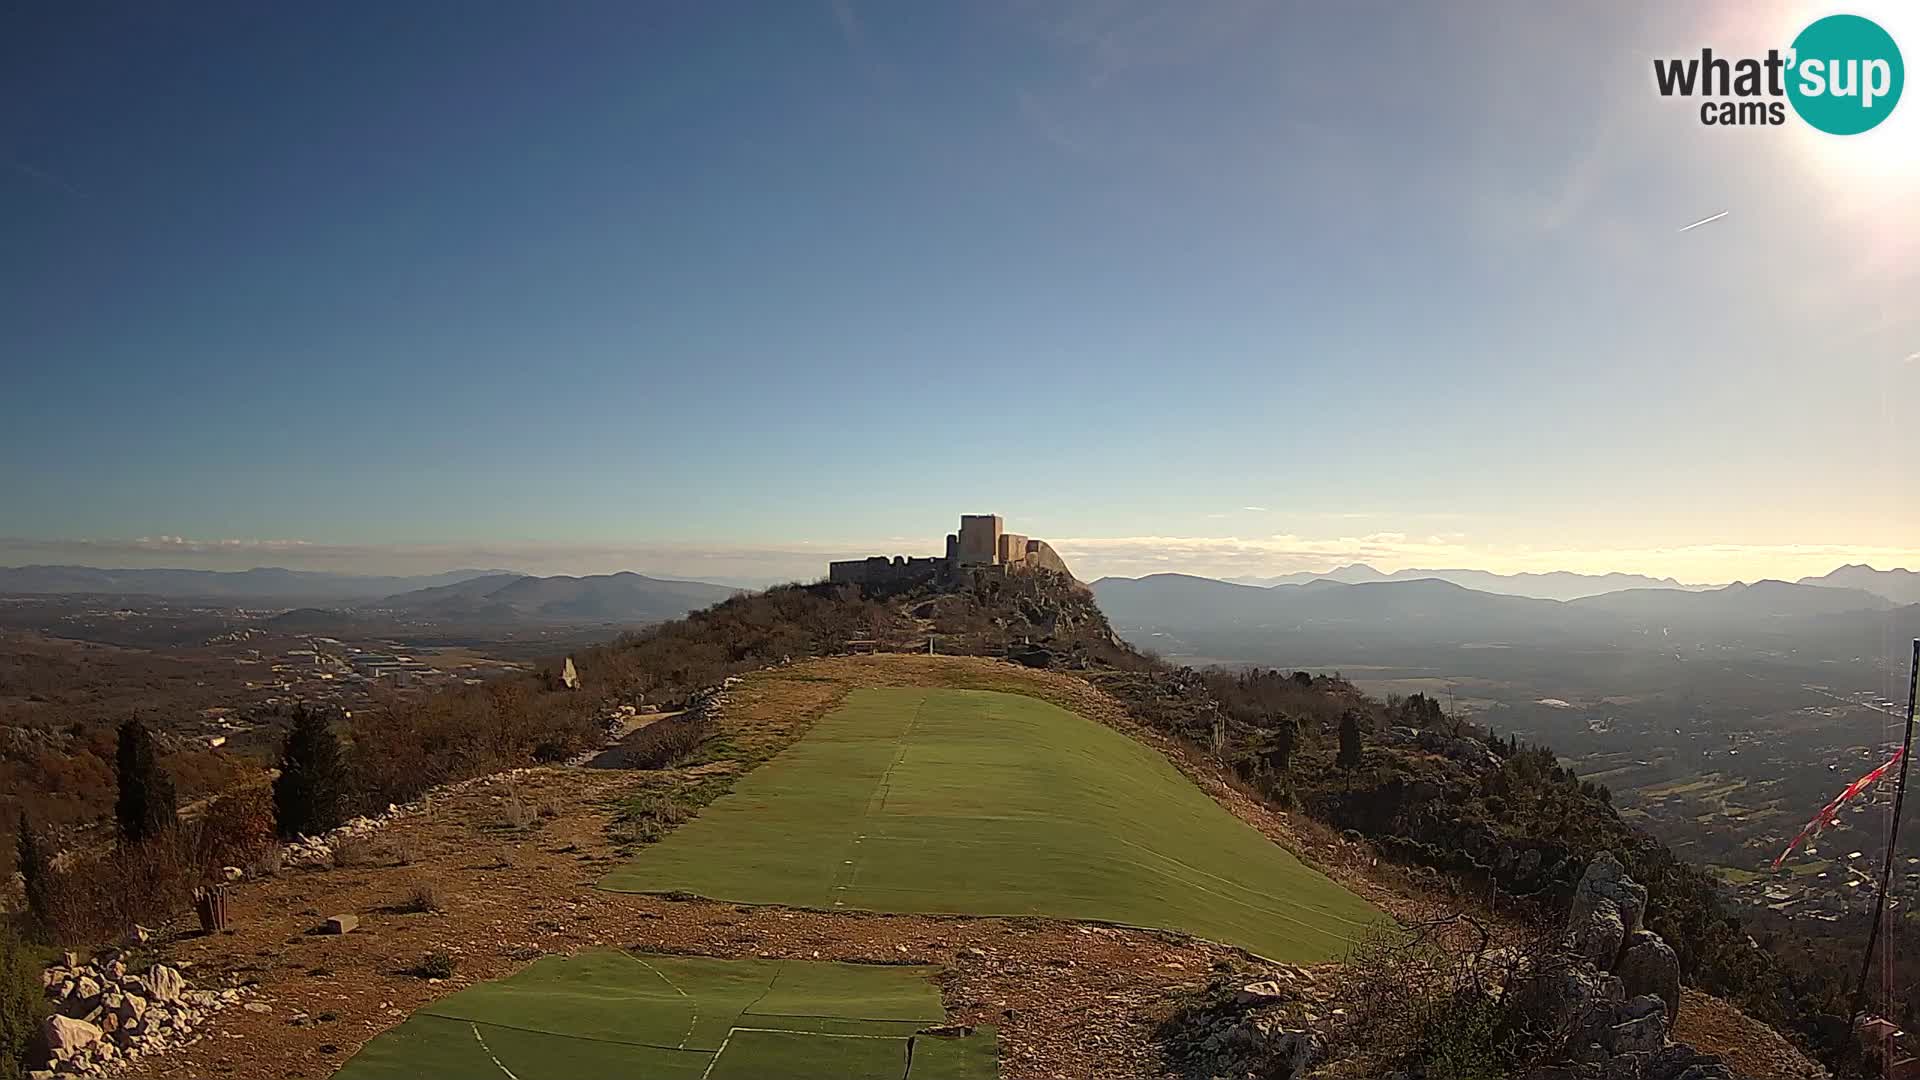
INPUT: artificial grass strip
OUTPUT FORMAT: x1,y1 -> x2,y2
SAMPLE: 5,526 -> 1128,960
908,1025 -> 1001,1080
330,951 -> 979,1080
705,1029 -> 908,1080
603,687 -> 1389,961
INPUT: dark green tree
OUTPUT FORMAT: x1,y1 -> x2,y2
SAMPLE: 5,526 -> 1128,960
1261,716 -> 1298,773
274,704 -> 348,838
115,718 -> 177,842
1337,710 -> 1364,770
14,812 -> 51,933
0,929 -> 47,1080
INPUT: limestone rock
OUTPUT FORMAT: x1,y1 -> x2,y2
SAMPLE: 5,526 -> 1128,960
1616,931 -> 1681,1025
144,964 -> 185,1004
1570,898 -> 1626,971
44,1014 -> 103,1054
1569,851 -> 1647,954
71,975 -> 101,1004
1234,980 -> 1289,1006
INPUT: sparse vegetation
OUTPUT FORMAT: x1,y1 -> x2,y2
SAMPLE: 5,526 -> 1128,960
617,715 -> 714,769
328,834 -> 378,869
399,883 -> 443,914
412,950 -> 457,979
0,930 -> 47,1080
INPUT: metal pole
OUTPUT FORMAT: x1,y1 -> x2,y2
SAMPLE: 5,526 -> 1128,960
1851,638 -> 1920,1024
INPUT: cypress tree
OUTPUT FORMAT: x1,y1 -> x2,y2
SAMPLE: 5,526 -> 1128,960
14,811 -> 51,932
274,704 -> 348,838
115,718 -> 178,842
1337,710 -> 1364,770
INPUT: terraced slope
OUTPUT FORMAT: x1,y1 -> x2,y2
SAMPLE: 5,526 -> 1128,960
331,950 -> 995,1080
603,687 -> 1387,961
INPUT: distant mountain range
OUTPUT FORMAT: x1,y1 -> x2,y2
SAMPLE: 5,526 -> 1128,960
1225,563 -> 1696,601
0,565 -> 741,623
0,565 -> 516,602
1092,572 -> 1904,642
1219,562 -> 1920,607
1796,564 -> 1920,605
376,572 -> 739,623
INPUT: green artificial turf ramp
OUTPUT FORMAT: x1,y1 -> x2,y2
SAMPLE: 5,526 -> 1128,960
330,950 -> 991,1080
707,1029 -> 907,1079
907,1026 -> 1001,1079
603,687 -> 1388,961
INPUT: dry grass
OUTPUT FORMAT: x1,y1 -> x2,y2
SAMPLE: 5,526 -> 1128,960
329,835 -> 379,869
398,883 -> 443,914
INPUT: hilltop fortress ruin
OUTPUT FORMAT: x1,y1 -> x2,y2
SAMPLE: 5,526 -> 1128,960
829,514 -> 1074,589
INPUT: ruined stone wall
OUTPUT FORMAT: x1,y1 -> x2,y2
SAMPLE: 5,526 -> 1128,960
996,533 -> 1029,565
1020,539 -> 1073,577
828,555 -> 945,589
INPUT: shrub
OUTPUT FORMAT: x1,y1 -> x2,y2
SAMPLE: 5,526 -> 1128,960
115,719 -> 178,843
0,930 -> 48,1080
412,950 -> 457,979
36,830 -> 206,945
619,716 -> 715,770
329,835 -> 378,869
275,705 -> 348,838
199,783 -> 277,869
500,793 -> 535,831
400,883 -> 442,914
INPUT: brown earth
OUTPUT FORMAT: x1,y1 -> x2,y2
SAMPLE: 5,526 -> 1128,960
110,654 -> 1820,1080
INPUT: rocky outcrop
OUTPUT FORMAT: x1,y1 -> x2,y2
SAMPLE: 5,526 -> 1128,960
1521,852 -> 1740,1080
1157,964 -> 1331,1080
1615,931 -> 1681,1024
1567,851 -> 1647,964
38,952 -> 251,1076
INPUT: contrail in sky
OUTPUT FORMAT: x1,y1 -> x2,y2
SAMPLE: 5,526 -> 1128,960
1677,210 -> 1729,232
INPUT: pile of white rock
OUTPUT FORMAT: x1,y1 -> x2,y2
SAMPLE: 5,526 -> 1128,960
281,802 -> 406,867
36,952 -> 250,1077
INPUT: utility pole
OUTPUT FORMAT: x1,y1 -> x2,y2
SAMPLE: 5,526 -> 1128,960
1851,639 -> 1919,1028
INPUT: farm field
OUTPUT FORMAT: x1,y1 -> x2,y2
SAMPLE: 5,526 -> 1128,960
602,687 -> 1387,962
330,950 -> 994,1080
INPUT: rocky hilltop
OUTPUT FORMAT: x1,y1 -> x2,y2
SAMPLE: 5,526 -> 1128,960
7,566 -> 1845,1080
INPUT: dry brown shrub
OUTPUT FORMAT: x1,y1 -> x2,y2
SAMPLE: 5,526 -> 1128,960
328,834 -> 378,869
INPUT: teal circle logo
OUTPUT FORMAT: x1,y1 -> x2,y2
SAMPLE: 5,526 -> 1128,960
1786,14 -> 1904,134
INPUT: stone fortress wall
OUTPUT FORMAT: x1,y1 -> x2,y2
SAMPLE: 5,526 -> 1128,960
829,514 -> 1074,588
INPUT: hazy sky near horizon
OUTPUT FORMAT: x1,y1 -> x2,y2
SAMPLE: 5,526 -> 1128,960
4,1 -> 1917,586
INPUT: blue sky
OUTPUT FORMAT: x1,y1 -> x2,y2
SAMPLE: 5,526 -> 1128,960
3,1 -> 1917,584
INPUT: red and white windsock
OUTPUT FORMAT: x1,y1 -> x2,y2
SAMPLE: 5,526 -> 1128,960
1772,747 -> 1906,870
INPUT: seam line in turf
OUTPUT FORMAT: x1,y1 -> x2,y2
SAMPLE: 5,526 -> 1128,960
469,1022 -> 523,1080
420,1015 -> 705,1054
623,952 -> 703,1048
825,691 -> 928,905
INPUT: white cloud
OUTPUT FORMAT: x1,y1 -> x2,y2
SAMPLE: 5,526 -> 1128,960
1240,506 -> 1269,512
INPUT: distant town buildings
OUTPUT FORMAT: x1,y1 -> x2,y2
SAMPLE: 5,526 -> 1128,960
828,514 -> 1074,589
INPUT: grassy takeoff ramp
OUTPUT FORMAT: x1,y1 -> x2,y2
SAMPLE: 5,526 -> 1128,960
603,687 -> 1386,962
331,950 -> 995,1080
